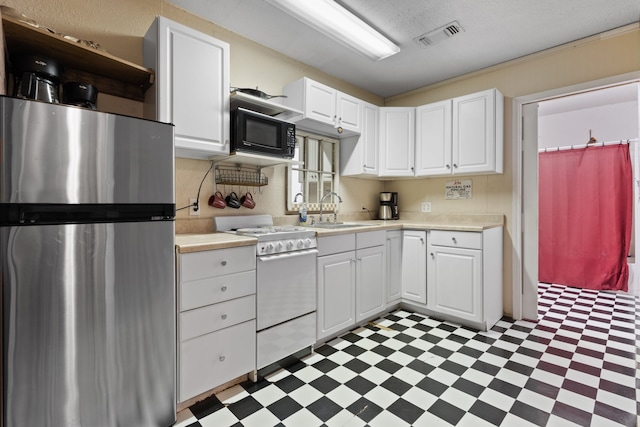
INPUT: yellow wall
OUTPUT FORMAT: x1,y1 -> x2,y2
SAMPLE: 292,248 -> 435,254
5,0 -> 640,316
385,27 -> 640,315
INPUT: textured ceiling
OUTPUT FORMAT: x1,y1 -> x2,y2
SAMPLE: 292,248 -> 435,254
168,0 -> 639,98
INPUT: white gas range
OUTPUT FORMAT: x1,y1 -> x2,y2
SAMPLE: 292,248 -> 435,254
214,215 -> 317,371
215,215 -> 317,256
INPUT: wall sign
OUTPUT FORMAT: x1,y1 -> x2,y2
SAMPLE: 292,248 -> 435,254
445,179 -> 472,199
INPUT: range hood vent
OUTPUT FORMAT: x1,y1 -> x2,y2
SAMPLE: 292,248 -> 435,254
414,21 -> 464,48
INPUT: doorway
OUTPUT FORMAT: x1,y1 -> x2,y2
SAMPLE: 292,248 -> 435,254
513,75 -> 640,321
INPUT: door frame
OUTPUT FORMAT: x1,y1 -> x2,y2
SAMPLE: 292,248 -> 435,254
511,71 -> 640,321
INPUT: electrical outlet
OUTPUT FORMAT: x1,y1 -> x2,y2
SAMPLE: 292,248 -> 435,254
189,198 -> 200,216
421,201 -> 432,212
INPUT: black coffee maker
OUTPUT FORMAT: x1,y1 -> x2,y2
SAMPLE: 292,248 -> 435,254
11,53 -> 63,103
391,192 -> 399,220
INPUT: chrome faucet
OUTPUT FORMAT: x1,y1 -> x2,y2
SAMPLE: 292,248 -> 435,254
319,191 -> 342,223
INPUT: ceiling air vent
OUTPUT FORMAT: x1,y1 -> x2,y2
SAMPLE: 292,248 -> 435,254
414,21 -> 464,48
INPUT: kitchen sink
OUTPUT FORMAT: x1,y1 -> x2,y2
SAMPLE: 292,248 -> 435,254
305,222 -> 371,229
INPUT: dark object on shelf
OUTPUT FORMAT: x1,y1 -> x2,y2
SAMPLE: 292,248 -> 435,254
230,86 -> 287,100
11,53 -> 62,103
63,82 -> 98,109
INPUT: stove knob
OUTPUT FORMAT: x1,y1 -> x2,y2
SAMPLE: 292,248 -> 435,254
275,242 -> 283,251
305,238 -> 312,247
266,243 -> 274,252
287,240 -> 294,250
297,239 -> 304,248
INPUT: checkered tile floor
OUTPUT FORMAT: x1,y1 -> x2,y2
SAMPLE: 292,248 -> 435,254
174,283 -> 640,426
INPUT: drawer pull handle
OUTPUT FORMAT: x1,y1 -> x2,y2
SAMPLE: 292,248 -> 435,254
221,314 -> 228,320
221,260 -> 227,266
219,355 -> 225,362
221,285 -> 228,292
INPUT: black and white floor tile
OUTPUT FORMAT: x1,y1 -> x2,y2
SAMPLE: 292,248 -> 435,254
174,283 -> 640,426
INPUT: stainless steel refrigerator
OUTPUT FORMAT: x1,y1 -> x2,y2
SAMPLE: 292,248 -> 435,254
0,96 -> 176,427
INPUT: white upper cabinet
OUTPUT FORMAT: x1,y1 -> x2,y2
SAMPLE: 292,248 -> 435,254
305,79 -> 336,126
144,16 -> 230,159
379,107 -> 415,177
415,88 -> 503,177
453,88 -> 503,175
283,77 -> 362,137
415,99 -> 452,176
340,101 -> 379,176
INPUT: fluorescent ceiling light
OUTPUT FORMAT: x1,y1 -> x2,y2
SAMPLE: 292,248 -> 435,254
266,0 -> 400,60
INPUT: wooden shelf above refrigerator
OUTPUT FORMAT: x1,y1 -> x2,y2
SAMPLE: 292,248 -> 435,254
2,14 -> 154,101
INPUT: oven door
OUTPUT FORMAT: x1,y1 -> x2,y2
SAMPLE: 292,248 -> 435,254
256,248 -> 317,330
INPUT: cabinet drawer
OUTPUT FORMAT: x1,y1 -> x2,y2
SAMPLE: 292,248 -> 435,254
317,233 -> 356,256
430,230 -> 482,249
356,230 -> 386,249
179,320 -> 256,402
180,246 -> 256,282
180,270 -> 255,311
180,295 -> 255,341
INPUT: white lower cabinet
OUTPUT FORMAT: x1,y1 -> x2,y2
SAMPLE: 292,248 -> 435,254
180,320 -> 255,402
316,231 -> 386,342
317,250 -> 356,341
426,228 -> 503,330
401,230 -> 427,304
355,243 -> 386,322
385,230 -> 402,305
176,245 -> 256,403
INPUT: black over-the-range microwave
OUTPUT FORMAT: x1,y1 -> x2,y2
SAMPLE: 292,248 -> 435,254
231,107 -> 296,158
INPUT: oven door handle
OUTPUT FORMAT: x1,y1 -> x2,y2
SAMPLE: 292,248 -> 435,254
257,248 -> 318,262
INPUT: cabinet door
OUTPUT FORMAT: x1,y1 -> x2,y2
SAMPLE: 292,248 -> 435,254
362,102 -> 379,175
379,107 -> 415,177
427,244 -> 482,323
336,92 -> 361,133
356,245 -> 386,322
305,79 -> 336,126
386,231 -> 402,304
339,101 -> 378,177
317,252 -> 356,340
415,99 -> 452,177
452,88 -> 502,174
401,230 -> 427,304
148,17 -> 230,158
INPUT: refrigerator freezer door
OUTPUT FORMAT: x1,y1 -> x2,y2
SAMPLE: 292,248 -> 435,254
0,97 -> 174,204
2,221 -> 176,427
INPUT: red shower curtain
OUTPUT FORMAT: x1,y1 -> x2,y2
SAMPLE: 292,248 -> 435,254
538,144 -> 632,292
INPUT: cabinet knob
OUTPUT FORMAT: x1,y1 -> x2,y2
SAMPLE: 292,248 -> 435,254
420,237 -> 424,244
221,285 -> 228,292
219,355 -> 226,362
452,237 -> 457,243
453,164 -> 458,168
221,314 -> 228,320
446,164 -> 451,169
430,252 -> 434,258
221,260 -> 227,266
